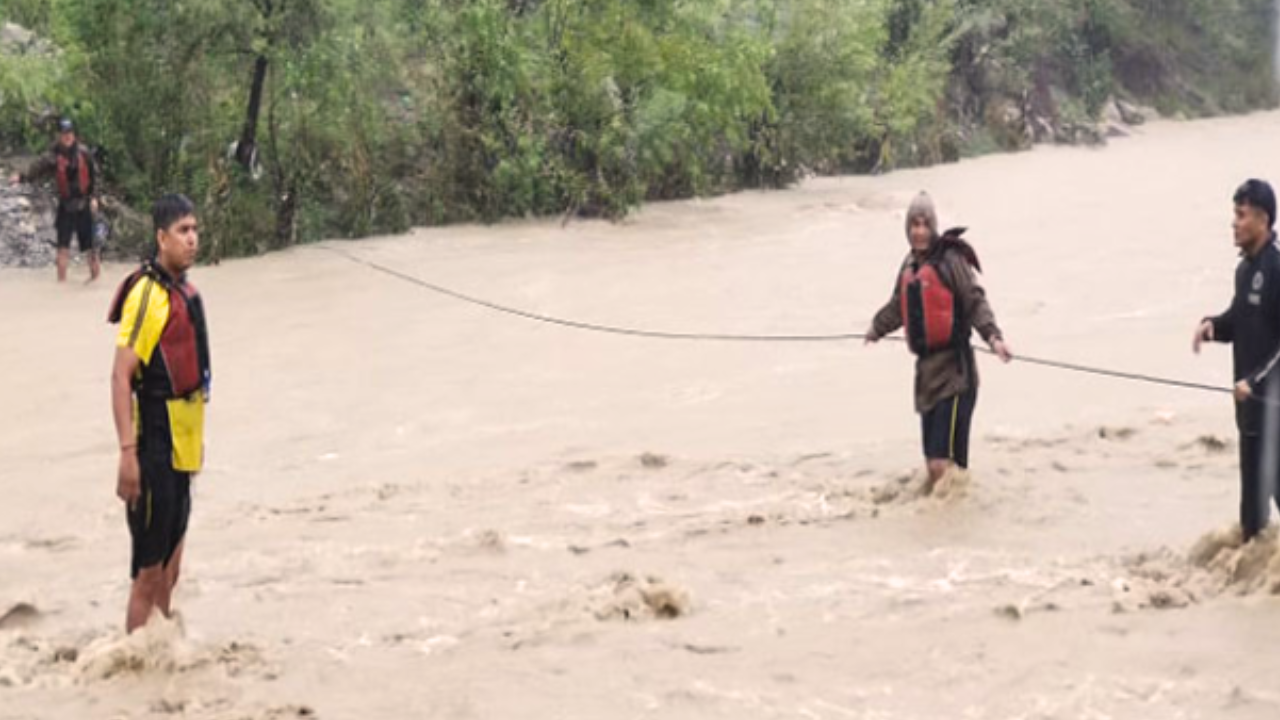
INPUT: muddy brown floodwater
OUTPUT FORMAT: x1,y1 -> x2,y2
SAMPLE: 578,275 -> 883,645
4,112 -> 1280,719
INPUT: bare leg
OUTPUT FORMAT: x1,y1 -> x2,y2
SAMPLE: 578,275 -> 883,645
127,566 -> 166,633
87,249 -> 101,283
56,248 -> 69,283
927,459 -> 952,489
156,541 -> 185,618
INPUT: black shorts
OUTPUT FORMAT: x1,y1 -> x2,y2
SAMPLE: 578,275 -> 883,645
55,207 -> 94,252
920,387 -> 978,468
127,456 -> 191,579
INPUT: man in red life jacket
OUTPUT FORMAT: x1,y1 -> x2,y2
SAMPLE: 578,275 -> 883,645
9,118 -> 101,283
108,194 -> 210,633
866,192 -> 1013,492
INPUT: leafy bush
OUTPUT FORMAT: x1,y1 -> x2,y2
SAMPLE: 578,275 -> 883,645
0,0 -> 1274,257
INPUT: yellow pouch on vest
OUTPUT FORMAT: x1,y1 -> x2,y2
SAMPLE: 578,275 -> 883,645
167,395 -> 205,472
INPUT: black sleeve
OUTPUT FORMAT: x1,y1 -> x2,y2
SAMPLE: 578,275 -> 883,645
1209,265 -> 1241,344
1247,259 -> 1280,389
20,152 -> 57,184
1210,305 -> 1237,344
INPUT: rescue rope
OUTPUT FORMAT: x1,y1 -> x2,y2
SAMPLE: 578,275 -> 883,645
321,245 -> 863,344
321,245 -> 1238,399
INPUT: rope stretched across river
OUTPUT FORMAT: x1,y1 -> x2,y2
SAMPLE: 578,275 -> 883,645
320,245 -> 1237,400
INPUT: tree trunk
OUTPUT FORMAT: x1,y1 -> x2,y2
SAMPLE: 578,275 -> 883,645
274,186 -> 297,247
235,55 -> 269,170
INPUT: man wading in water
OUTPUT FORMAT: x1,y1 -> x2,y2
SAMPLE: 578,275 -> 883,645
108,195 -> 211,632
866,192 -> 1013,493
1194,179 -> 1280,542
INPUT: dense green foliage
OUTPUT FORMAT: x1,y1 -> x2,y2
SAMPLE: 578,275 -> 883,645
1,0 -> 1275,258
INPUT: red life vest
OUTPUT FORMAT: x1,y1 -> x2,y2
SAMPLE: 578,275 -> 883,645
56,149 -> 92,201
900,262 -> 959,355
898,228 -> 980,355
108,263 -> 212,401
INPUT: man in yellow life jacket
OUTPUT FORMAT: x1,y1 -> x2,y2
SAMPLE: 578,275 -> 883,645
865,192 -> 1013,493
9,118 -> 101,283
108,194 -> 210,633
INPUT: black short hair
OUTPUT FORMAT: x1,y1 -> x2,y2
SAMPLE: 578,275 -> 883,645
1234,179 -> 1277,229
152,193 -> 196,235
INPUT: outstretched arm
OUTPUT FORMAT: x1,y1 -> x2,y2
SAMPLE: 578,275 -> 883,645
948,256 -> 1012,362
867,268 -> 904,343
17,152 -> 57,184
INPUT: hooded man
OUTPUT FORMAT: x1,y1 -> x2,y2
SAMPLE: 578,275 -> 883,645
866,192 -> 1013,491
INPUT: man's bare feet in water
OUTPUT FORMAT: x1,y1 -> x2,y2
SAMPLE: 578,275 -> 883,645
84,251 -> 101,284
928,466 -> 970,500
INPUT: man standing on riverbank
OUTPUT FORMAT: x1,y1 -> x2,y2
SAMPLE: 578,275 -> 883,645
9,118 -> 101,283
1195,179 -> 1280,542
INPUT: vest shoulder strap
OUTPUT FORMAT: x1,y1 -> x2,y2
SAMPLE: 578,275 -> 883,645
107,264 -> 174,324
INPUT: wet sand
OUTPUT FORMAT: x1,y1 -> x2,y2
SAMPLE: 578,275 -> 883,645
4,111 -> 1280,719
